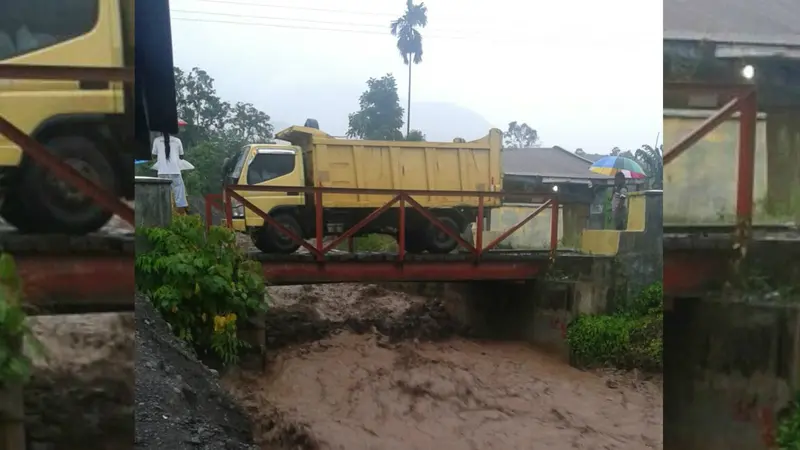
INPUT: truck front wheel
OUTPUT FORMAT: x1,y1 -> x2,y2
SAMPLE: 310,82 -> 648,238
2,136 -> 115,234
252,213 -> 303,254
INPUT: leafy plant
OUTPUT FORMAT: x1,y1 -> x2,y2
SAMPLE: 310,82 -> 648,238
135,214 -> 268,365
566,282 -> 663,371
778,392 -> 800,450
0,254 -> 39,387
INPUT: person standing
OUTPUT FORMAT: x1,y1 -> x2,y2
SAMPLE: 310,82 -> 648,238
611,172 -> 628,230
151,130 -> 189,215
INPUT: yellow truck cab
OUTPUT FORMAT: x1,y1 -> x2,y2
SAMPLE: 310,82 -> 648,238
225,124 -> 503,254
0,0 -> 177,234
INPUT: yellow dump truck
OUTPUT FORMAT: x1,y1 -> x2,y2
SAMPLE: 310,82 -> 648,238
0,0 -> 178,233
225,125 -> 503,254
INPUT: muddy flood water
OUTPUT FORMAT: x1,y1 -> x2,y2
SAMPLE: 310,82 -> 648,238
224,284 -> 663,450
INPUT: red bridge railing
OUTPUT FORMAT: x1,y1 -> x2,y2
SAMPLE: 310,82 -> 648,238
664,82 -> 757,249
205,185 -> 560,261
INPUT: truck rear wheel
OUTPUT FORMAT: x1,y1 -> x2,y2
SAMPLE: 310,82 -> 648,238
425,215 -> 461,254
1,136 -> 115,234
252,213 -> 303,254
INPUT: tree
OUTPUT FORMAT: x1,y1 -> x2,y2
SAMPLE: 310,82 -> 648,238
575,148 -> 586,156
633,144 -> 663,189
406,129 -> 426,141
503,121 -> 540,148
173,67 -> 273,148
390,0 -> 428,137
610,147 -> 622,156
170,67 -> 274,196
347,74 -> 405,140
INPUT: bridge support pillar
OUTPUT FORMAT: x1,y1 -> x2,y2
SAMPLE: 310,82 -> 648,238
134,176 -> 173,252
665,297 -> 800,450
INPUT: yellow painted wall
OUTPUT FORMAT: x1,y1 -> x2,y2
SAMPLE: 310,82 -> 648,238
664,113 -> 767,224
663,112 -> 797,225
475,203 -> 588,250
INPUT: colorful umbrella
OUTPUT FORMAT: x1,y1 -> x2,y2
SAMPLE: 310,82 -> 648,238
590,156 -> 646,179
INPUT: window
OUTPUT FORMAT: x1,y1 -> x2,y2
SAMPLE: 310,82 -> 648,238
0,0 -> 99,61
247,151 -> 296,185
228,146 -> 250,181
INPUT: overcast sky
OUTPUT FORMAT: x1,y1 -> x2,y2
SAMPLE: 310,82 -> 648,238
168,0 -> 663,153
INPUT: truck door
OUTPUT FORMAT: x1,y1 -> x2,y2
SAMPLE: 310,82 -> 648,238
243,147 -> 305,227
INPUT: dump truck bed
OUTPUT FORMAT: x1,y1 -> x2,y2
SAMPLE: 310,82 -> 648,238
276,127 -> 503,208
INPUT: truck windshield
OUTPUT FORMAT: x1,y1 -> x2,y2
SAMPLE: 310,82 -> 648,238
226,146 -> 249,184
0,0 -> 99,61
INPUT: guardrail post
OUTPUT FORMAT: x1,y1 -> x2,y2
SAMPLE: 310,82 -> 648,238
135,176 -> 173,253
550,196 -> 559,258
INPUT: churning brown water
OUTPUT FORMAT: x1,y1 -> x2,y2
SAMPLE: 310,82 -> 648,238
224,284 -> 663,450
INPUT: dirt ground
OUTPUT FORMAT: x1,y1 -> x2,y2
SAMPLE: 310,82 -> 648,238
24,313 -> 135,449
224,284 -> 664,450
134,293 -> 257,449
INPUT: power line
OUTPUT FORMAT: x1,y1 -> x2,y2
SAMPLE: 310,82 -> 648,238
170,11 -> 644,46
170,8 -> 503,40
171,8 -> 390,31
182,0 -> 399,18
171,15 -> 395,37
170,10 -> 572,42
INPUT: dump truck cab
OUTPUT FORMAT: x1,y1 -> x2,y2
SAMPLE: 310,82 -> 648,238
0,0 -> 177,234
227,141 -> 307,232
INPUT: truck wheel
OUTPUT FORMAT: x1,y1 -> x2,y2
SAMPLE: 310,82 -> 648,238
254,213 -> 303,254
1,136 -> 115,234
425,215 -> 460,254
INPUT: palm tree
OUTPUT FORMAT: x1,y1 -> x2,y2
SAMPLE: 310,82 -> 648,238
390,0 -> 428,137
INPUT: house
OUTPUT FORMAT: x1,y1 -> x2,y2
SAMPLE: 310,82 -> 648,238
502,146 -> 641,203
488,147 -> 641,247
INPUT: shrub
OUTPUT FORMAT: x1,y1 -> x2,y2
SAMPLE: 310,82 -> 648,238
778,392 -> 800,450
135,214 -> 268,366
0,254 -> 39,387
566,283 -> 663,371
335,234 -> 397,252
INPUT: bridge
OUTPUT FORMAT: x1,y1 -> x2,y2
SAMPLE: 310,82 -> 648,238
203,181 -> 662,315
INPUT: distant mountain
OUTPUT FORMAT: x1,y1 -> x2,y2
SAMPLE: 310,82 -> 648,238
258,83 -> 493,142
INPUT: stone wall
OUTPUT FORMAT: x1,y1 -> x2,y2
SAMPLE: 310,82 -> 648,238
665,297 -> 800,450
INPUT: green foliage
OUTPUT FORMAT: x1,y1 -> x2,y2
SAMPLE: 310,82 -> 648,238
406,129 -> 426,141
390,0 -> 428,65
135,215 -> 268,366
347,74 -> 406,140
615,145 -> 663,190
566,283 -> 663,371
0,254 -> 39,387
170,67 -> 274,196
503,121 -> 540,148
778,392 -> 800,450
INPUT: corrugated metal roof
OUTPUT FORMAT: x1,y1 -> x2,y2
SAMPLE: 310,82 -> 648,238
502,147 -> 611,181
664,0 -> 800,47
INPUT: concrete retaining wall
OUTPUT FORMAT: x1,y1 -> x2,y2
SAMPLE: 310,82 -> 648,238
665,297 -> 800,450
